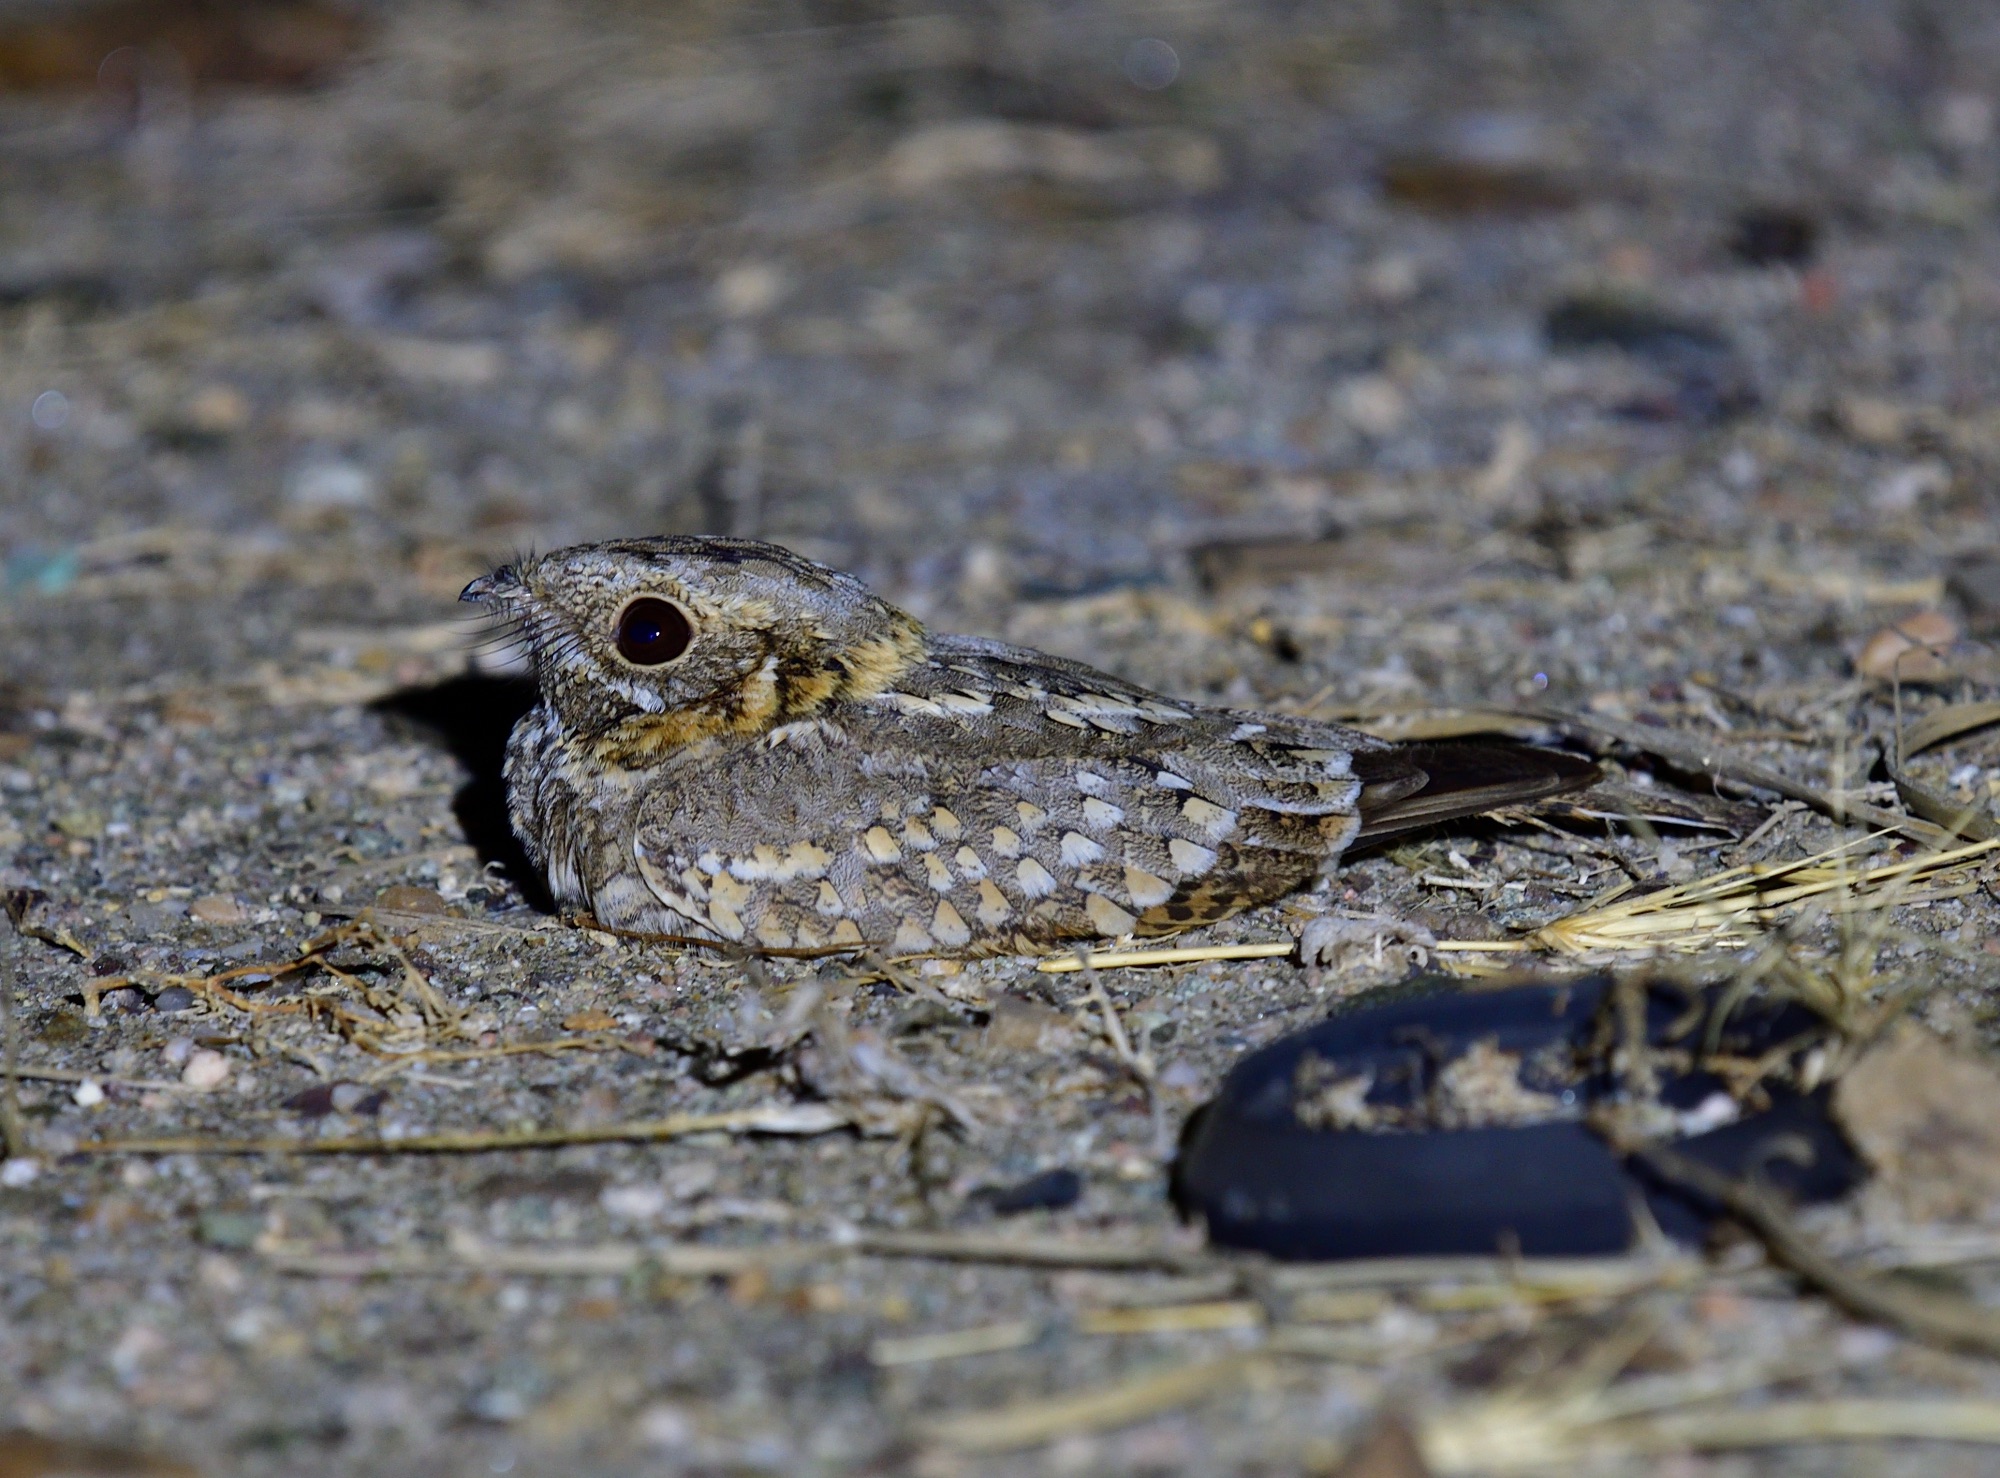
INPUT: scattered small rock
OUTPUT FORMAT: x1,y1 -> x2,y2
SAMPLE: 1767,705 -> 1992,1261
181,1049 -> 231,1090
1728,206 -> 1818,267
601,1182 -> 670,1220
331,1081 -> 386,1115
374,884 -> 449,915
971,1167 -> 1082,1215
153,986 -> 197,1013
983,994 -> 1071,1053
283,1080 -> 387,1117
189,894 -> 248,925
198,1208 -> 263,1250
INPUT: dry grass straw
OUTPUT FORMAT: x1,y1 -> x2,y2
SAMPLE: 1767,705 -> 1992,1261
1037,940 -> 1294,973
1422,1393 -> 2000,1472
921,1353 -> 1265,1453
80,920 -> 645,1068
80,1101 -> 848,1157
1438,832 -> 1999,961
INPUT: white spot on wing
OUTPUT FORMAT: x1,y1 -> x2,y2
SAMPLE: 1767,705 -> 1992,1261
934,690 -> 994,716
1081,797 -> 1125,829
1016,858 -> 1058,898
1060,831 -> 1105,867
931,900 -> 971,947
1123,865 -> 1173,908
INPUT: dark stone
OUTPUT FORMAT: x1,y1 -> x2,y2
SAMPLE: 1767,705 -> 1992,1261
972,1167 -> 1083,1215
1729,206 -> 1819,266
153,986 -> 197,1012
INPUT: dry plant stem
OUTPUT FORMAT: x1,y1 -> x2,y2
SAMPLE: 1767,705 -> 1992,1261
855,1229 -> 1212,1273
1079,958 -> 1172,1159
1629,1141 -> 2000,1358
77,1102 -> 852,1156
1038,941 -> 1294,973
267,1228 -> 1216,1279
871,1320 -> 1042,1367
1603,1399 -> 2000,1456
1538,708 -> 1949,844
3,1064 -> 188,1093
921,1353 -> 1265,1453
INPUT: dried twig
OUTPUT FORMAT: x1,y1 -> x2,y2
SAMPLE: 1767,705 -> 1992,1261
78,1102 -> 852,1156
871,1320 -> 1042,1367
921,1353 -> 1265,1453
264,1227 -> 1217,1281
854,1228 -> 1212,1273
1037,941 -> 1294,973
1537,707 -> 1948,845
1627,1139 -> 2000,1358
3,1063 -> 190,1093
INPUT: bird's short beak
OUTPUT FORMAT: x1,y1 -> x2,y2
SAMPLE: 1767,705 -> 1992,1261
460,565 -> 519,605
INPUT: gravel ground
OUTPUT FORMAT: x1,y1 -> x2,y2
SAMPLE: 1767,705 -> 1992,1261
9,2 -> 2000,1474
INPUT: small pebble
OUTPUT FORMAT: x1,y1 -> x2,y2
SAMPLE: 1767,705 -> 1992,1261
375,884 -> 448,915
972,1167 -> 1083,1215
601,1183 -> 669,1220
189,894 -> 248,925
154,986 -> 197,1013
329,1081 -> 385,1115
161,1036 -> 194,1066
182,1049 -> 231,1090
0,1158 -> 41,1187
72,1079 -> 104,1108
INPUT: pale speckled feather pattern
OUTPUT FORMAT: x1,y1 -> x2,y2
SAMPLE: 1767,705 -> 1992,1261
467,536 -> 1594,957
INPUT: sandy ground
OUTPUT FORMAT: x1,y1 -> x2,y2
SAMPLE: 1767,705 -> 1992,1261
8,2 -> 2000,1474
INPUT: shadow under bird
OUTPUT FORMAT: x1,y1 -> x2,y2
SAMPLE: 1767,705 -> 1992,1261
463,536 -> 1596,957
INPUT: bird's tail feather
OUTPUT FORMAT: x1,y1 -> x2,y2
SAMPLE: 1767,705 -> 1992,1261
1351,743 -> 1600,843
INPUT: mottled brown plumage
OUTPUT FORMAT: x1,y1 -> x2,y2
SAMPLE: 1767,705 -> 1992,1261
464,536 -> 1595,957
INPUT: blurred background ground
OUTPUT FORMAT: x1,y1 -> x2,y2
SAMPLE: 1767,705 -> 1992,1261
8,1 -> 2000,1474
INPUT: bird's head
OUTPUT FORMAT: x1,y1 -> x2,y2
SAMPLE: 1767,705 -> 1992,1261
463,536 -> 926,753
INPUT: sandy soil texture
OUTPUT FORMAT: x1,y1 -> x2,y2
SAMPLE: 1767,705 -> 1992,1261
7,2 -> 2000,1474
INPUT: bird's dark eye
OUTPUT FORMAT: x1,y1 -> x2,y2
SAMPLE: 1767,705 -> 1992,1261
614,597 -> 693,666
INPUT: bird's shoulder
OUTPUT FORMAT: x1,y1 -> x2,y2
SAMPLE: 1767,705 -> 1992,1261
834,633 -> 1400,813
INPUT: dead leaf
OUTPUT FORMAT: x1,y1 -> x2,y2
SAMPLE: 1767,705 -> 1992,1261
1901,700 -> 2000,759
0,1430 -> 197,1478
1832,1022 -> 2000,1222
0,0 -> 365,91
1856,611 -> 1959,682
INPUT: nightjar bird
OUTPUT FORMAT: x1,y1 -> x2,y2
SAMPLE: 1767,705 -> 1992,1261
464,537 -> 1596,957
